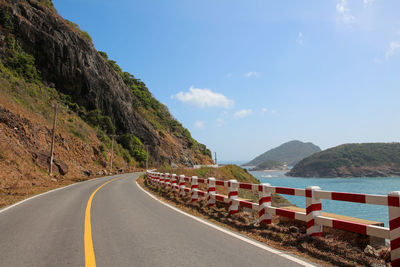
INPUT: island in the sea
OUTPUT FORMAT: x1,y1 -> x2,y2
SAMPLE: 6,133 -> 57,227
286,143 -> 400,178
244,140 -> 321,170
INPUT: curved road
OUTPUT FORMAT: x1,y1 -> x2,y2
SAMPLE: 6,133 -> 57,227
0,173 -> 316,266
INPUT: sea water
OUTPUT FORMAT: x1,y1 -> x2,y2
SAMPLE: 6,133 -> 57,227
251,170 -> 400,227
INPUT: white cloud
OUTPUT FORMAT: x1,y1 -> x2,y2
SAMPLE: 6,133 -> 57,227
234,109 -> 253,118
173,86 -> 234,108
296,32 -> 304,46
386,41 -> 400,59
261,107 -> 277,115
194,121 -> 205,129
244,72 -> 260,78
336,0 -> 355,24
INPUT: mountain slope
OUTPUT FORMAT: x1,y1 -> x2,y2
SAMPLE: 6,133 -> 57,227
245,140 -> 321,166
0,0 -> 211,166
287,143 -> 400,178
0,0 -> 212,207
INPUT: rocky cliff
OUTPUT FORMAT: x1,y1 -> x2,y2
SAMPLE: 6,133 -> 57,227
287,143 -> 400,178
0,0 -> 211,166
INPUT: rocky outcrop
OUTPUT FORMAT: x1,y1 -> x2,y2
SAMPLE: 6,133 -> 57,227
1,0 -> 211,166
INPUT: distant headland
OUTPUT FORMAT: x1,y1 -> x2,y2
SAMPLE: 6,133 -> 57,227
287,143 -> 400,178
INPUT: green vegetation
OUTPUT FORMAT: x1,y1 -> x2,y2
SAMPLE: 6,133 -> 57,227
64,19 -> 92,43
2,37 -> 40,83
288,143 -> 400,177
84,109 -> 115,135
38,0 -> 54,9
118,134 -> 147,164
98,50 -> 211,158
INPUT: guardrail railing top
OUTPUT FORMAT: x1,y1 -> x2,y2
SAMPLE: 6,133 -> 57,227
146,170 -> 400,265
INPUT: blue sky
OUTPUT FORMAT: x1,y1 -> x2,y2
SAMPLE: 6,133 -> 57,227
53,0 -> 400,161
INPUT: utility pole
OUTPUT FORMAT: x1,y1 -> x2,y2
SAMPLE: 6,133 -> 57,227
49,103 -> 58,175
146,144 -> 149,170
214,152 -> 217,166
110,135 -> 115,173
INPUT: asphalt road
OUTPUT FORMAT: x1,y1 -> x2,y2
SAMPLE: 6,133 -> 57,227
0,173 -> 316,266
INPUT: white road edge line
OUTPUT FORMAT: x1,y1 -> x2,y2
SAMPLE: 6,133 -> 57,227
135,180 -> 316,267
0,174 -> 121,215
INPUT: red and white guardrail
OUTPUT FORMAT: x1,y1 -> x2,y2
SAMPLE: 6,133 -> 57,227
145,171 -> 400,266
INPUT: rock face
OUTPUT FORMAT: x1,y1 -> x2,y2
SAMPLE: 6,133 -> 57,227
245,140 -> 321,167
287,143 -> 400,178
2,0 -> 211,166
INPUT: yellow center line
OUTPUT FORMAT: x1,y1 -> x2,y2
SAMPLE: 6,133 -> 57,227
84,177 -> 119,267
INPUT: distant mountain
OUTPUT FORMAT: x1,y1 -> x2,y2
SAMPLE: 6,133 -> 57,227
244,140 -> 321,167
287,143 -> 400,178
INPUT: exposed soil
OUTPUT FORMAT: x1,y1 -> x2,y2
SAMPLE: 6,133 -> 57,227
0,92 -> 139,208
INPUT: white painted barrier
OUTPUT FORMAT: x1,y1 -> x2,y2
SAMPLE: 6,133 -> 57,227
145,171 -> 398,266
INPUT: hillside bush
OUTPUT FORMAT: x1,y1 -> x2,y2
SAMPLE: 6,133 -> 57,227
118,134 -> 147,163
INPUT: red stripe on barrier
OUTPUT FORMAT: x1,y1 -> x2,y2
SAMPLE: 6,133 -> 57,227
390,217 -> 400,230
391,237 -> 400,251
332,219 -> 367,235
239,201 -> 253,209
215,195 -> 225,202
389,196 -> 400,207
311,233 -> 323,237
306,219 -> 315,228
191,185 -> 198,189
228,191 -> 238,197
259,196 -> 271,204
198,191 -> 206,197
306,203 -> 322,214
276,187 -> 295,195
198,178 -> 205,183
239,183 -> 252,190
331,192 -> 366,203
229,210 -> 238,215
208,188 -> 216,192
276,209 -> 295,219
306,190 -> 312,198
184,177 -> 190,182
216,180 -> 225,186
259,208 -> 265,217
184,188 -> 190,192
258,185 -> 263,192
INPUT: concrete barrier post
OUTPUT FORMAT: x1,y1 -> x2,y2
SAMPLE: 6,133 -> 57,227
228,179 -> 239,215
160,173 -> 165,187
207,177 -> 216,207
259,183 -> 272,225
191,176 -> 198,202
165,173 -> 170,189
171,174 -> 177,192
156,173 -> 160,186
179,175 -> 186,197
388,191 -> 400,267
306,186 -> 322,237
